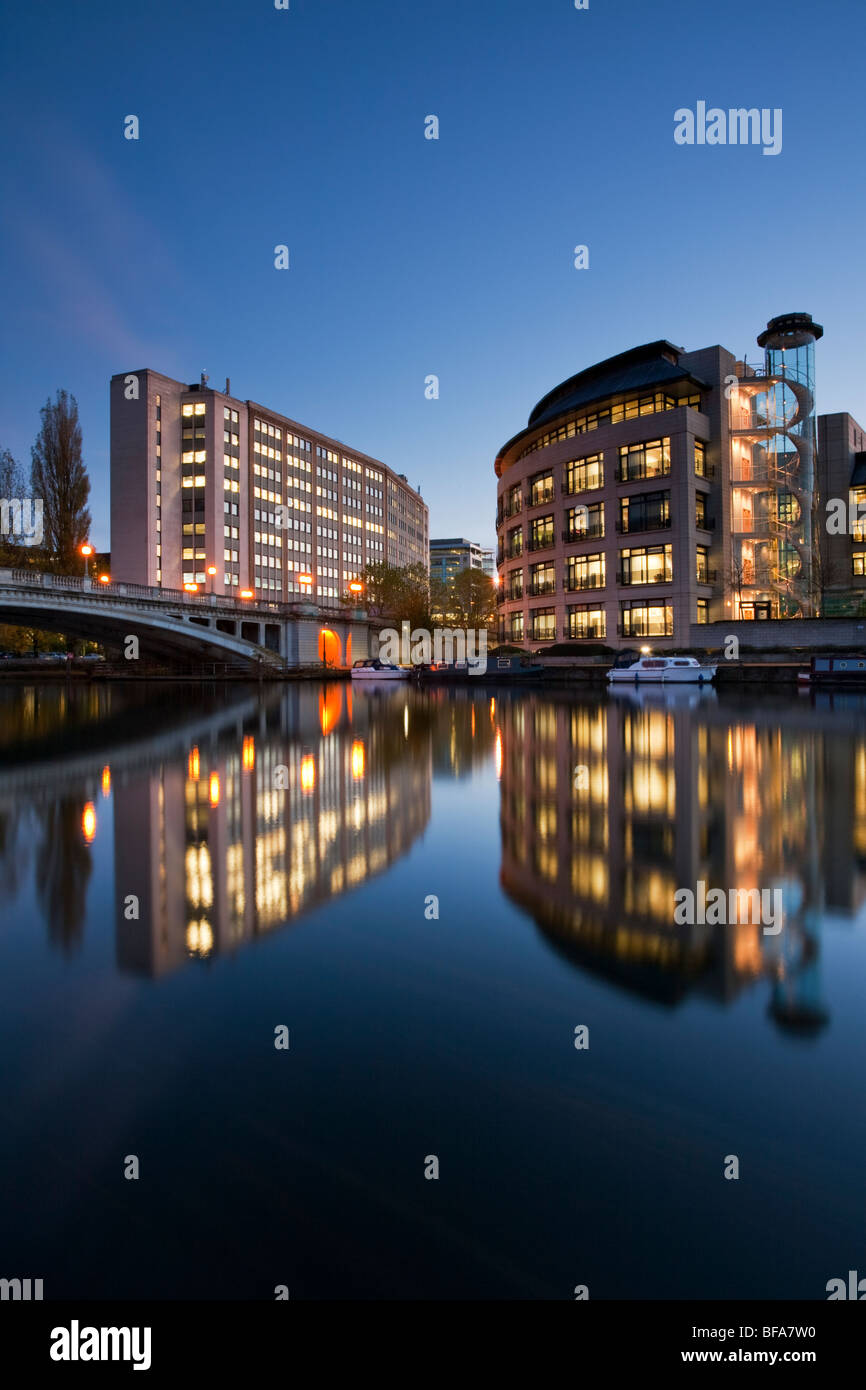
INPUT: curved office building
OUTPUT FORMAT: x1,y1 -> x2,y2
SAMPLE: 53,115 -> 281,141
494,317 -> 829,649
495,340 -> 722,649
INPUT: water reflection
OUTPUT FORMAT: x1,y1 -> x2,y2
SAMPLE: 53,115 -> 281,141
0,683 -> 433,974
2,681 -> 865,1029
497,686 -> 866,1030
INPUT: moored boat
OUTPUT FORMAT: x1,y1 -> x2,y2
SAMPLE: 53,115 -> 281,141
607,655 -> 717,684
351,658 -> 411,681
798,654 -> 866,687
415,653 -> 546,683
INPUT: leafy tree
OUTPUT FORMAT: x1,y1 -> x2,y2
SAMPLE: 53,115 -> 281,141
30,390 -> 91,572
448,568 -> 497,630
349,561 -> 430,628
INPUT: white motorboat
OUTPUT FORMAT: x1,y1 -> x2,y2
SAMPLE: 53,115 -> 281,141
351,658 -> 412,681
607,655 -> 717,684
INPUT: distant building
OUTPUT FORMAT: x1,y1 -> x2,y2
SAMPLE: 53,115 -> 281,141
110,370 -> 428,598
429,537 -> 491,587
817,413 -> 866,615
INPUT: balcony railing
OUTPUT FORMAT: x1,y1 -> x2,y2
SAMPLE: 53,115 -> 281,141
694,462 -> 716,480
527,535 -> 555,552
503,499 -> 523,518
562,524 -> 605,542
527,488 -> 556,508
616,468 -> 671,484
616,572 -> 673,586
562,480 -> 603,496
615,517 -> 671,534
696,569 -> 718,585
564,575 -> 605,592
617,623 -> 674,638
529,579 -> 557,596
696,516 -> 716,530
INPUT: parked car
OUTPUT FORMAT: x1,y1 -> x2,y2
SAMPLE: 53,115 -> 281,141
80,653 -> 105,662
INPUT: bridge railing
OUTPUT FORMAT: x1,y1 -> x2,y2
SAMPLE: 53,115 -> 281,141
1,568 -> 364,619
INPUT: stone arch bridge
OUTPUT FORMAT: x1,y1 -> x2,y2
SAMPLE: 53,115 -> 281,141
0,569 -> 371,672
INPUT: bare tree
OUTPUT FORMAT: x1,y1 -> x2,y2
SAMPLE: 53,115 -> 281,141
0,446 -> 29,565
30,390 -> 91,572
729,555 -> 746,617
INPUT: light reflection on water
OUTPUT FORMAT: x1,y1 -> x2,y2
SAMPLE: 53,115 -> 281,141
1,680 -> 865,1299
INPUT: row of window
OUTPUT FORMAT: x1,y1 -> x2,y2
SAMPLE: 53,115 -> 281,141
502,495 -> 711,556
503,600 -> 710,641
516,393 -> 702,461
502,546 -> 712,595
499,440 -> 710,522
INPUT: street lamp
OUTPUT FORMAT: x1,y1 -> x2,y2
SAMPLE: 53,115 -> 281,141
206,565 -> 217,594
98,573 -> 110,584
183,581 -> 199,594
348,580 -> 363,595
80,542 -> 93,578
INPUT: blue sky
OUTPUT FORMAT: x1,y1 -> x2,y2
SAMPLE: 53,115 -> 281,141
1,0 -> 864,550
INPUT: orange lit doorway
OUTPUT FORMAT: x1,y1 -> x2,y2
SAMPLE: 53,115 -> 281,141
318,628 -> 342,668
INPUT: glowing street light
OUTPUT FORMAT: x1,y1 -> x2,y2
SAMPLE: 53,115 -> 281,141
351,739 -> 365,780
300,754 -> 316,793
206,564 -> 217,594
80,542 -> 93,578
239,588 -> 254,599
82,802 -> 97,842
297,572 -> 313,587
98,573 -> 110,584
184,581 -> 199,593
348,580 -> 364,595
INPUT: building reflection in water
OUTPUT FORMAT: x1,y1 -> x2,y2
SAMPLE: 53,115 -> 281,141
108,685 -> 432,976
497,686 -> 866,1031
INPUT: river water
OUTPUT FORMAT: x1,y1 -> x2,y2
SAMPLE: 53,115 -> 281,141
0,679 -> 864,1299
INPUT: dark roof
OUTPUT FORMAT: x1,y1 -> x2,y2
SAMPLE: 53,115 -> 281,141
494,341 -> 709,475
851,452 -> 866,487
527,340 -> 700,429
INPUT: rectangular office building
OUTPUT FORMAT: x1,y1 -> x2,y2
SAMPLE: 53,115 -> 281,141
110,370 -> 428,598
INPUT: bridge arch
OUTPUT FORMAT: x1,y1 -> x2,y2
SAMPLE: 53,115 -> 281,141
318,627 -> 342,668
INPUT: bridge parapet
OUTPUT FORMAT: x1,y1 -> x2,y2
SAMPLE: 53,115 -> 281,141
2,568 -> 364,623
0,569 -> 372,672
